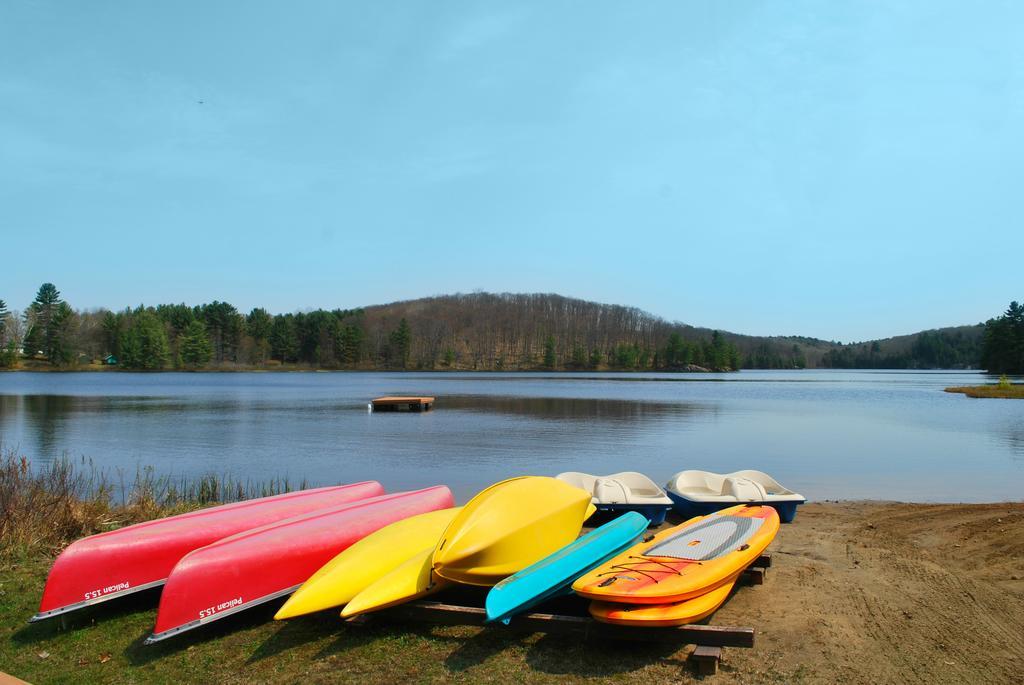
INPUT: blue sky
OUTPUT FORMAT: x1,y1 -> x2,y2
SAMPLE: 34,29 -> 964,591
1,1 -> 1021,341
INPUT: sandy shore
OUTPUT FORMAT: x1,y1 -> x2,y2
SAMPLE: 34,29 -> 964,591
710,501 -> 1024,684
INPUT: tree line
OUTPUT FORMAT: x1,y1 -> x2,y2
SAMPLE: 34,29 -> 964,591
819,328 -> 983,370
0,286 -> 1008,372
0,286 -> 743,371
980,301 -> 1024,374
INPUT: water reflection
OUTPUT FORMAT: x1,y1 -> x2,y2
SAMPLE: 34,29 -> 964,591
1000,420 -> 1024,459
440,395 -> 712,422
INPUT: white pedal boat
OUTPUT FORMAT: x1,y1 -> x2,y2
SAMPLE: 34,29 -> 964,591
556,471 -> 673,524
665,469 -> 805,523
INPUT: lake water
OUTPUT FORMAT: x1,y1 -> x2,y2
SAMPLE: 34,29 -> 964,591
0,370 -> 1021,503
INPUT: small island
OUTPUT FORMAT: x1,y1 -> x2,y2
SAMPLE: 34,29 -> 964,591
945,381 -> 1024,399
945,303 -> 1024,397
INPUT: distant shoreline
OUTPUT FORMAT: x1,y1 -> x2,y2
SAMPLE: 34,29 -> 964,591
1,362 -> 728,374
0,365 -> 993,374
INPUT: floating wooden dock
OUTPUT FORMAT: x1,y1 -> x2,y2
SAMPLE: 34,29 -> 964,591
349,554 -> 771,675
371,396 -> 435,412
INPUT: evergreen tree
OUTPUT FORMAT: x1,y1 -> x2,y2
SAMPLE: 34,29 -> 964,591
339,324 -> 365,364
48,302 -> 77,365
543,335 -> 557,368
664,332 -> 688,368
119,309 -> 170,369
729,345 -> 742,371
270,315 -> 299,363
179,320 -> 213,369
25,283 -> 66,362
246,308 -> 272,342
710,331 -> 728,370
388,318 -> 412,368
571,344 -> 587,369
155,303 -> 196,339
246,307 -> 273,363
199,301 -> 243,363
981,301 -> 1024,374
791,344 -> 807,369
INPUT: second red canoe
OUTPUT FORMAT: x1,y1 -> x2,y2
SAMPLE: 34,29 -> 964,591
146,485 -> 454,643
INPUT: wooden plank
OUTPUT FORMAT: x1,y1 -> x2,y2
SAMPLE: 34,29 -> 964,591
372,601 -> 755,648
586,621 -> 754,647
742,567 -> 766,585
752,553 -> 772,568
690,645 -> 722,675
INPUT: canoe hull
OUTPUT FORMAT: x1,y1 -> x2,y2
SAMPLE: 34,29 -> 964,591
146,486 -> 453,642
32,482 -> 385,622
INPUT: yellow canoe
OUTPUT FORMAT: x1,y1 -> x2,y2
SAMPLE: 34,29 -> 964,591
432,476 -> 594,587
340,547 -> 449,618
589,577 -> 736,626
274,507 -> 460,620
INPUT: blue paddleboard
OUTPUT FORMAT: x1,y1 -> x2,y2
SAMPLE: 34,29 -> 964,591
485,511 -> 649,624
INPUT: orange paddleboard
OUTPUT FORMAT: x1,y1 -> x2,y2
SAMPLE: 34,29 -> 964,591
572,504 -> 778,604
589,576 -> 736,626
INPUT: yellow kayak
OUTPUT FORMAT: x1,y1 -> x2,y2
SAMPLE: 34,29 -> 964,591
340,547 -> 450,618
432,476 -> 594,587
275,507 -> 460,620
589,577 -> 736,626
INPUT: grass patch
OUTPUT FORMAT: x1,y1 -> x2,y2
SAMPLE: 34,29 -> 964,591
944,380 -> 1024,399
0,558 -> 719,685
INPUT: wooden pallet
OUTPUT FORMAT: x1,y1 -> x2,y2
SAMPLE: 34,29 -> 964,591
350,553 -> 771,675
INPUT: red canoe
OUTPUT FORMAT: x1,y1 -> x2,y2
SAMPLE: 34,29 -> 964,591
146,485 -> 454,643
33,482 -> 385,622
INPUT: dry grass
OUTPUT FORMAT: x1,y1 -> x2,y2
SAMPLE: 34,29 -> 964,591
0,446 -> 307,558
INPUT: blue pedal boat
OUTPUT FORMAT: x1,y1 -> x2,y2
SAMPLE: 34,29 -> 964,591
665,469 -> 806,523
484,511 -> 649,624
555,471 -> 674,525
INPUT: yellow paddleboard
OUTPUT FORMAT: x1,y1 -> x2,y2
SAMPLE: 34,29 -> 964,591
340,547 -> 450,618
589,577 -> 736,626
432,476 -> 593,587
275,507 -> 460,620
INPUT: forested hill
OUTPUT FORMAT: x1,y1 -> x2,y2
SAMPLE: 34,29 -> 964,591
360,293 -> 983,371
0,288 -> 984,371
